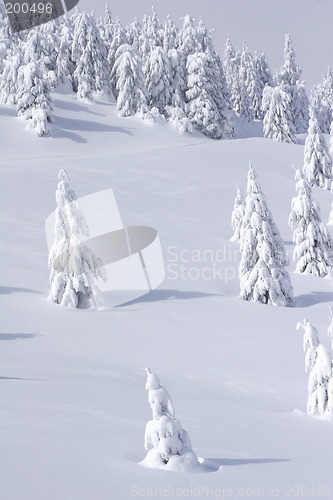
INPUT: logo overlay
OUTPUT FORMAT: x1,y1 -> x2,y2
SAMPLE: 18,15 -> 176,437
45,188 -> 165,309
4,0 -> 79,33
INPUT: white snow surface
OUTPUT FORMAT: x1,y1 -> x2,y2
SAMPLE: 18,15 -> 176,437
1,85 -> 333,499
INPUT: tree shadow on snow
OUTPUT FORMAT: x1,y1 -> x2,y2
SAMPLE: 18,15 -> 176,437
0,106 -> 17,117
0,333 -> 40,341
51,125 -> 87,143
117,289 -> 222,307
0,286 -> 40,295
0,376 -> 44,381
201,457 -> 290,472
295,291 -> 333,308
53,115 -> 134,135
54,98 -> 105,117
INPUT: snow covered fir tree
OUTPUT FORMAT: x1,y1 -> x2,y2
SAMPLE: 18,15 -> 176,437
239,164 -> 294,306
48,170 -> 106,309
289,169 -> 333,277
140,368 -> 199,472
278,33 -> 309,134
297,319 -> 332,418
262,85 -> 296,143
303,107 -> 333,190
16,61 -> 53,137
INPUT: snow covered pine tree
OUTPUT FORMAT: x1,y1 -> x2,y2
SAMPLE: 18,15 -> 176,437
48,170 -> 106,309
141,368 -> 199,472
278,33 -> 309,133
16,61 -> 53,137
239,164 -> 293,306
289,169 -> 333,277
297,320 -> 332,417
262,85 -> 297,143
230,183 -> 245,242
111,44 -> 149,117
303,106 -> 333,190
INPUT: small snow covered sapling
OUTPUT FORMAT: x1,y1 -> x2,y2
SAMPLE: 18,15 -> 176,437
141,368 -> 199,472
297,320 -> 332,417
230,183 -> 245,242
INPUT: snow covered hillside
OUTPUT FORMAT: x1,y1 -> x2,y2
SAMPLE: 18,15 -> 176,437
1,85 -> 333,499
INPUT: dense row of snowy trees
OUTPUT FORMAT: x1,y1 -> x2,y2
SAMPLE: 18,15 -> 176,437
1,4 -> 333,140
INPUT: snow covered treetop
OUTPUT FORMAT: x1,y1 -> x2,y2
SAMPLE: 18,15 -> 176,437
56,169 -> 77,206
247,163 -> 263,195
58,169 -> 70,183
297,319 -> 320,350
145,367 -> 175,420
145,367 -> 160,391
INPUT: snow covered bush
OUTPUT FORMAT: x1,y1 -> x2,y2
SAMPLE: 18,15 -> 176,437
140,368 -> 199,472
297,320 -> 332,417
239,164 -> 293,306
289,169 -> 333,277
262,85 -> 297,143
230,184 -> 245,242
16,62 -> 53,137
303,107 -> 332,190
48,170 -> 106,309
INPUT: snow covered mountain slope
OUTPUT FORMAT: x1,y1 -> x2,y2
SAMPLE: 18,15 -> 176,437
1,88 -> 333,500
